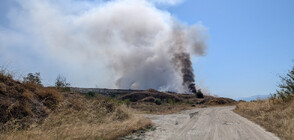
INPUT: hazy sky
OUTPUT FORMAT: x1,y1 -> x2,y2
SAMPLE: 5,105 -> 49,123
0,0 -> 293,98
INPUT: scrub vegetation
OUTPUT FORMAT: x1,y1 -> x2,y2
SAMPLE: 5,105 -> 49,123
235,65 -> 294,140
0,70 -> 151,140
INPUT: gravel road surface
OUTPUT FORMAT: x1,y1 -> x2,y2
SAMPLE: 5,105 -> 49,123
125,106 -> 279,140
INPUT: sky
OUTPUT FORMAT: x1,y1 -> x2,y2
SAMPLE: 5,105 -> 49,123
167,0 -> 294,98
0,0 -> 293,98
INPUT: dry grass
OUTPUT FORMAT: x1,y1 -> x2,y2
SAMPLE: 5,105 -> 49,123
234,99 -> 294,140
0,72 -> 151,140
0,93 -> 151,140
0,72 -> 63,130
234,65 -> 294,140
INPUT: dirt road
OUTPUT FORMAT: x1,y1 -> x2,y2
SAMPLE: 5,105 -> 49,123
125,106 -> 279,140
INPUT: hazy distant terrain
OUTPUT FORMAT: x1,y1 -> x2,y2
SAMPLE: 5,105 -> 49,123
235,94 -> 270,101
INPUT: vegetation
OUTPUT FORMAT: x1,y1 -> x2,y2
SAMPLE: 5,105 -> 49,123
168,98 -> 175,105
272,66 -> 294,101
0,70 -> 151,140
23,72 -> 42,86
85,91 -> 99,97
234,65 -> 294,140
154,98 -> 162,105
129,102 -> 194,114
0,71 -> 62,131
117,88 -> 236,114
55,75 -> 71,92
119,89 -> 235,106
0,67 -> 238,139
0,93 -> 151,140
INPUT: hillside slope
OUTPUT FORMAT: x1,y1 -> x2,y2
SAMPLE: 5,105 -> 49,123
0,72 -> 151,140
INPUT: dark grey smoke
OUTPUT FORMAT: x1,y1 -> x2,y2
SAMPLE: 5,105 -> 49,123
168,27 -> 205,97
172,52 -> 203,97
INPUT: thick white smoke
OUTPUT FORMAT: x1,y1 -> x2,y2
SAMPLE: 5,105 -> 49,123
0,0 -> 208,93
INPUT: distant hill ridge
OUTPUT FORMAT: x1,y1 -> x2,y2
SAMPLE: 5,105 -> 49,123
235,94 -> 270,101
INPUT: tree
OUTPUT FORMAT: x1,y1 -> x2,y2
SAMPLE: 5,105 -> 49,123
23,72 -> 42,86
275,65 -> 294,101
55,75 -> 70,89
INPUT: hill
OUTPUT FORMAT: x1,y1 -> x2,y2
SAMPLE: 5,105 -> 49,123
0,72 -> 150,139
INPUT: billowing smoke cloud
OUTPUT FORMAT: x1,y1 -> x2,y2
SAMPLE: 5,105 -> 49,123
0,0 -> 208,93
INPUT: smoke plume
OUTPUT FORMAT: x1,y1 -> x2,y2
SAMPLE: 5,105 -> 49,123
0,0 -> 208,93
168,27 -> 205,96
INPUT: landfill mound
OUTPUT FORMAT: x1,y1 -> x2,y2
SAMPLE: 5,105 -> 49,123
120,89 -> 181,102
119,89 -> 236,105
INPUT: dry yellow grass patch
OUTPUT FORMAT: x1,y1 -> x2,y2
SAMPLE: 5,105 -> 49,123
234,99 -> 294,140
0,115 -> 150,140
0,93 -> 151,140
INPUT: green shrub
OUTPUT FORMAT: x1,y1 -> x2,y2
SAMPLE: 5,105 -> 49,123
168,98 -> 175,105
120,99 -> 130,105
154,99 -> 162,105
86,92 -> 98,97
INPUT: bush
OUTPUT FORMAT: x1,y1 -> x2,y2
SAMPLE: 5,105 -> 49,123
154,99 -> 162,105
168,98 -> 175,105
119,99 -> 130,106
86,92 -> 98,97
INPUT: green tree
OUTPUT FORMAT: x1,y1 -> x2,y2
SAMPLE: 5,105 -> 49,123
275,65 -> 294,101
23,72 -> 42,86
55,75 -> 70,89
